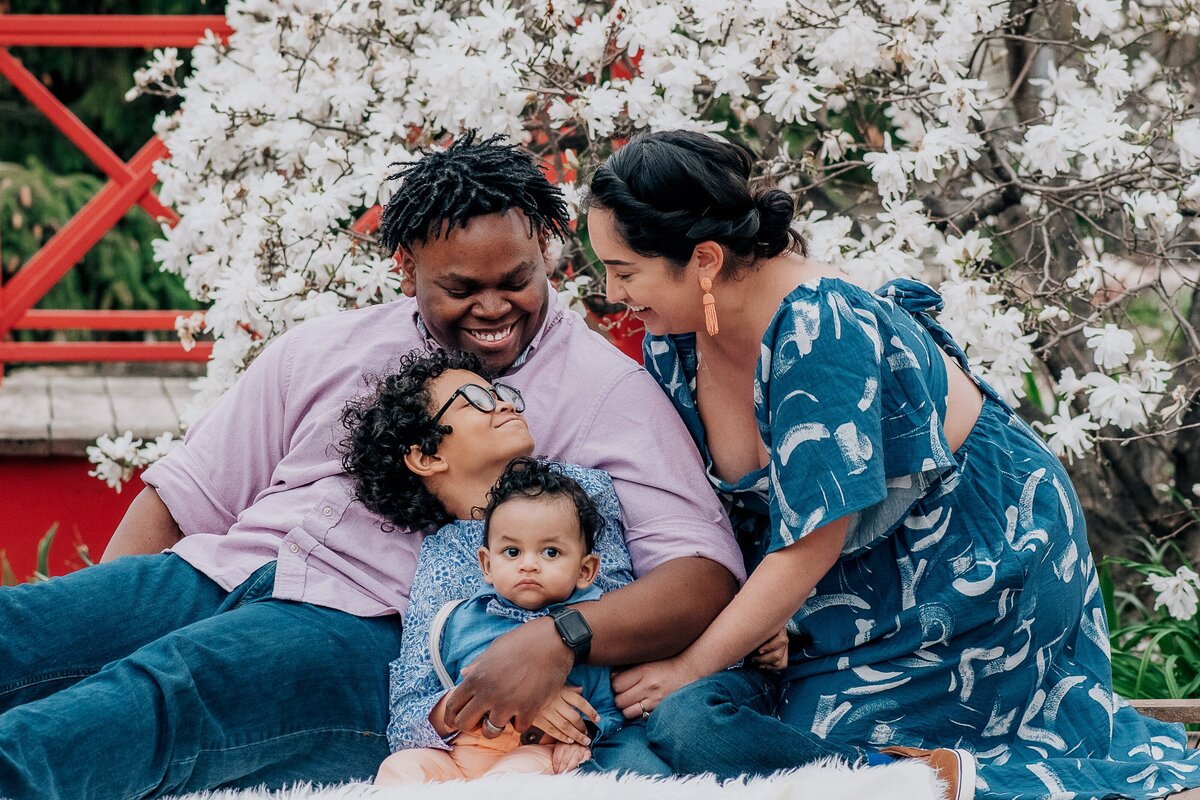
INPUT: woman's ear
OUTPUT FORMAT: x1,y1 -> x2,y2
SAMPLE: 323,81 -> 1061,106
403,446 -> 447,478
477,547 -> 494,583
396,247 -> 417,297
691,240 -> 727,282
576,552 -> 601,589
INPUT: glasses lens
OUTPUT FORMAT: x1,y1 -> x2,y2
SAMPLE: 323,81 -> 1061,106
459,384 -> 498,413
494,383 -> 525,412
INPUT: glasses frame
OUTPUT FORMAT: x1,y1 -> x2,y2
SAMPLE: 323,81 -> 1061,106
430,382 -> 525,426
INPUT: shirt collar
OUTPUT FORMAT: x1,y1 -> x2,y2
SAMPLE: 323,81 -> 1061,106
473,583 -> 602,624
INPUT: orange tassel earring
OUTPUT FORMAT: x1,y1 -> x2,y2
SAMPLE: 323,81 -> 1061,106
700,276 -> 719,336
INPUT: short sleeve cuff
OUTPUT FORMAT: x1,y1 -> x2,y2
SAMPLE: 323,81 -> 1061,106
142,447 -> 238,537
624,515 -> 747,583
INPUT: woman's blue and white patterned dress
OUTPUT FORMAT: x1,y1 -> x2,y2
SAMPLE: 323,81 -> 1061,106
643,277 -> 1200,800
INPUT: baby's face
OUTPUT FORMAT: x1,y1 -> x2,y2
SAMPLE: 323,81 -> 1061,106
478,495 -> 598,611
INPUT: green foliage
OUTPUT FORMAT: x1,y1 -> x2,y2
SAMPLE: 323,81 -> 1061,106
0,524 -> 95,586
0,159 -> 197,325
1104,538 -> 1200,706
0,0 -> 226,171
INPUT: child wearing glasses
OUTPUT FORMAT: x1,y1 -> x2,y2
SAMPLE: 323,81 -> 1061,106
340,349 -> 648,784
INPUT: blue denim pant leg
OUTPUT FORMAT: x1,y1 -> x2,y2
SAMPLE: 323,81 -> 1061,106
0,558 -> 404,800
0,553 -> 229,713
646,666 -> 866,780
582,720 -> 673,777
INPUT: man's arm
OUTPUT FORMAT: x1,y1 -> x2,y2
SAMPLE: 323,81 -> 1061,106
443,556 -> 735,733
101,486 -> 183,562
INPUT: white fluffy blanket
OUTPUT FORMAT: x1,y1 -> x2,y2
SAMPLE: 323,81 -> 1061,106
175,759 -> 943,800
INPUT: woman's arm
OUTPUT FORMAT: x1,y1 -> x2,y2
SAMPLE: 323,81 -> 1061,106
611,515 -> 849,715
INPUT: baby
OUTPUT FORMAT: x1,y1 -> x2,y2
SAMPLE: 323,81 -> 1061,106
375,456 -> 623,783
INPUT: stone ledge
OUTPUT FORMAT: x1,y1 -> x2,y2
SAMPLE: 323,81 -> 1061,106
0,367 -> 194,457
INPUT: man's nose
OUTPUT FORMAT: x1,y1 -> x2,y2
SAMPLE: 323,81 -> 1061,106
474,291 -> 512,320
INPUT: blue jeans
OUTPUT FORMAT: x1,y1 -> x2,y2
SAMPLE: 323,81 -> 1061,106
583,720 -> 672,777
0,554 -> 403,800
644,667 -> 867,779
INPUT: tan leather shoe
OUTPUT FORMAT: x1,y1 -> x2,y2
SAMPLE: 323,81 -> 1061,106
881,745 -> 976,800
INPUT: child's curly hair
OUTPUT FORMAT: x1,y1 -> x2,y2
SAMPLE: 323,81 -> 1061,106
340,349 -> 489,532
482,457 -> 603,552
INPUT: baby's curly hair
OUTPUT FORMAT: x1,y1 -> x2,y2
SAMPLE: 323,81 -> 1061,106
340,349 -> 489,532
482,457 -> 603,552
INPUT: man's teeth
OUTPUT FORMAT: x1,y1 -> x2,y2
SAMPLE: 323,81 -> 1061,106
468,326 -> 513,343
628,305 -> 648,312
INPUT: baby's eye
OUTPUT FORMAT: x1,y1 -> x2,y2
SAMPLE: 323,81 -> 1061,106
502,547 -> 520,558
543,547 -> 560,558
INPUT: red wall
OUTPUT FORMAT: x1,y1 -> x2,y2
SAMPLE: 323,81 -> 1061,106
0,457 -> 136,582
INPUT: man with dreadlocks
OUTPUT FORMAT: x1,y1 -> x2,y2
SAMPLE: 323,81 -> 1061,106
0,132 -> 743,800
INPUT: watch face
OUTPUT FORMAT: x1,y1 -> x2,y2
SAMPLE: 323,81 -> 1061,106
556,610 -> 591,645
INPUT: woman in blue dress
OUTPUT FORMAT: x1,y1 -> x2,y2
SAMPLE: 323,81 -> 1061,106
584,130 -> 1200,800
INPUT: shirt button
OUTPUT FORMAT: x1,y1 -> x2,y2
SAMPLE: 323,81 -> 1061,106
289,543 -> 300,554
322,506 -> 333,517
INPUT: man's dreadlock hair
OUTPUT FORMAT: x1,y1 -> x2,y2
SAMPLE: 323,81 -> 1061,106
378,131 -> 572,253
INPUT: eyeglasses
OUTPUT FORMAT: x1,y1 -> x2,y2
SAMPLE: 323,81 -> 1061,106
430,382 -> 526,425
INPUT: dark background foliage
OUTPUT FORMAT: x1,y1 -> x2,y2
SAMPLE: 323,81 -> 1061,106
0,0 -> 225,328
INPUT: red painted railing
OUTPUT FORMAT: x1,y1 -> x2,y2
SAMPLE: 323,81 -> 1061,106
0,15 -> 233,374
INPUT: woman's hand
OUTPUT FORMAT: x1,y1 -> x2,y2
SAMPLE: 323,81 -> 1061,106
551,743 -> 592,774
530,685 -> 599,745
749,627 -> 789,670
442,617 -> 573,735
611,655 -> 702,720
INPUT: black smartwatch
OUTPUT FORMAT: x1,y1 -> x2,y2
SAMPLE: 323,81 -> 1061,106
549,606 -> 592,665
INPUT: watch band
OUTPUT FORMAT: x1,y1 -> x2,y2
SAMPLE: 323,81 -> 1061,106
549,606 -> 592,665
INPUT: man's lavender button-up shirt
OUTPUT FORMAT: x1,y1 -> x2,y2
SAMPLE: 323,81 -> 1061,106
142,295 -> 744,618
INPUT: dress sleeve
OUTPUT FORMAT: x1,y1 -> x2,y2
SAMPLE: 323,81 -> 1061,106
762,289 -> 888,554
141,329 -> 296,536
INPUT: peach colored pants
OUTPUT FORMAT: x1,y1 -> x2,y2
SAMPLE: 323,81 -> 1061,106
374,728 -> 554,785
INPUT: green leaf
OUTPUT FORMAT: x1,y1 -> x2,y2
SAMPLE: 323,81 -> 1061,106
34,523 -> 58,582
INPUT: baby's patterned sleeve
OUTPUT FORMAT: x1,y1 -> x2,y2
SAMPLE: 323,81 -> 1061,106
386,524 -> 483,752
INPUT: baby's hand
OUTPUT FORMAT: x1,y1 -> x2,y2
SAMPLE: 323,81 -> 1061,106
552,742 -> 592,774
750,627 -> 789,671
529,684 -> 598,746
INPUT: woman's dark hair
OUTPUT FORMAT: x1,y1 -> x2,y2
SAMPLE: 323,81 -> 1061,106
378,130 -> 572,252
585,130 -> 805,274
482,457 -> 603,553
340,348 -> 489,533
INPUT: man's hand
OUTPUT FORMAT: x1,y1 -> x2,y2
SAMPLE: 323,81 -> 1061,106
443,616 -> 573,735
749,627 -> 789,670
611,655 -> 701,720
551,743 -> 592,774
530,685 -> 598,745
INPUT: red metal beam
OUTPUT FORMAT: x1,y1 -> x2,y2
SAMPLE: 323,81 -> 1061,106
0,138 -> 168,333
0,48 -> 176,224
14,310 -> 202,331
0,16 -> 233,48
0,341 -> 212,362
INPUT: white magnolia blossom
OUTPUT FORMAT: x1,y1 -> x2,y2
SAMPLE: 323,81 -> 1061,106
87,0 -> 1199,498
1032,404 -> 1101,464
1146,567 -> 1200,621
1084,323 -> 1137,370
